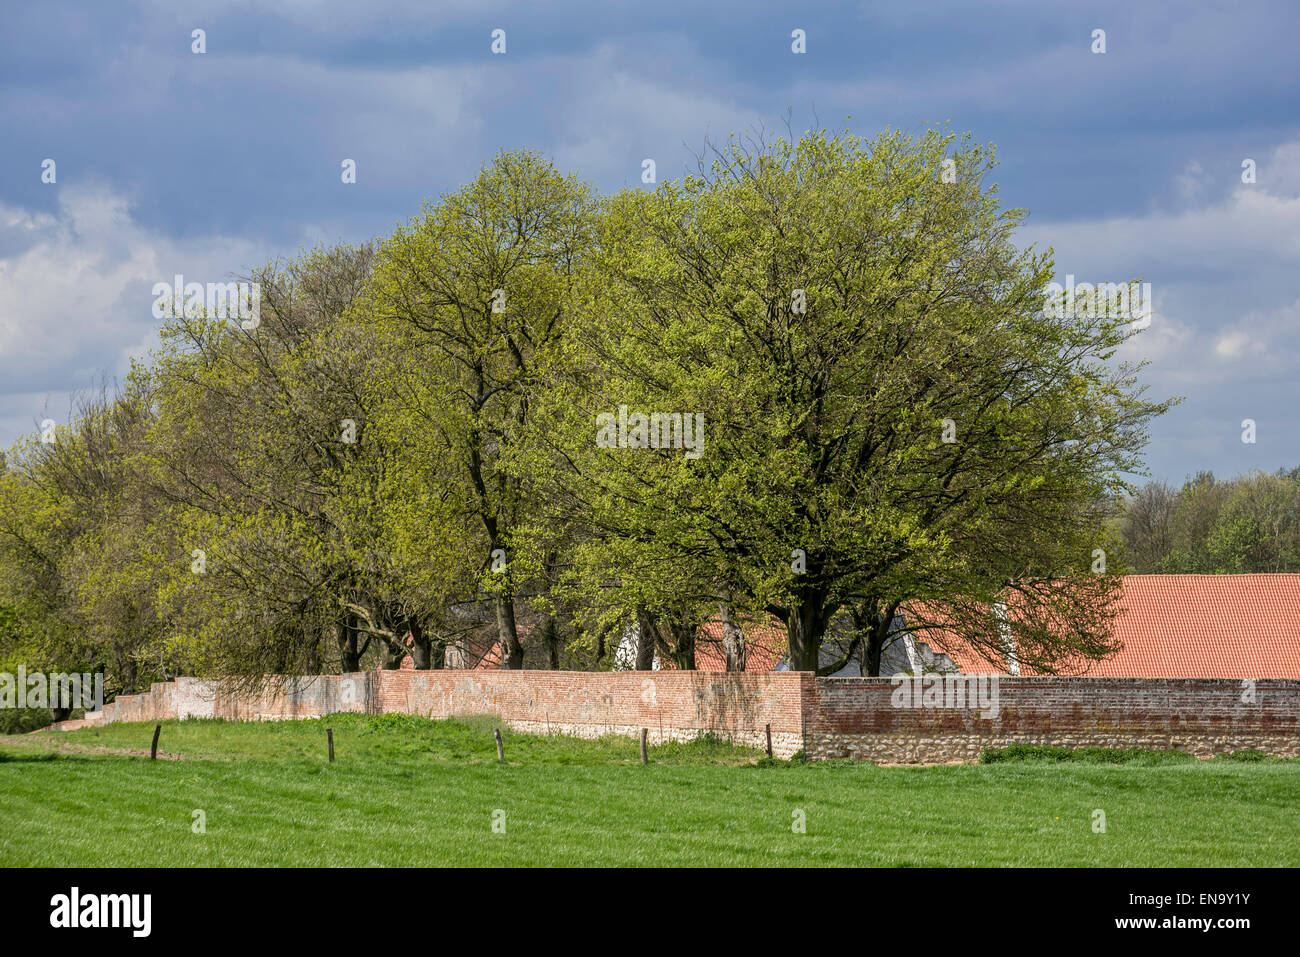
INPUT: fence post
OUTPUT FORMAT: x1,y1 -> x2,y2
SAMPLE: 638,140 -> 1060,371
327,727 -> 335,762
766,723 -> 773,758
150,724 -> 161,760
494,727 -> 505,762
640,728 -> 648,765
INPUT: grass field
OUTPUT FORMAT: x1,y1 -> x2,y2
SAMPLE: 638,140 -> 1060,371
2,714 -> 1297,867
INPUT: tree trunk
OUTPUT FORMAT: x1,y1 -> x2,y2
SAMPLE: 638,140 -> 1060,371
864,612 -> 886,677
335,618 -> 361,673
380,637 -> 406,669
634,606 -> 657,671
719,603 -> 747,672
540,616 -> 560,669
859,600 -> 902,677
668,617 -> 696,670
786,591 -> 826,673
121,656 -> 137,695
408,620 -> 433,670
496,597 -> 524,668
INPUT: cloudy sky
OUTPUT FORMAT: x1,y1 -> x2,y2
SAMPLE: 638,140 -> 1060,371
1,0 -> 1297,484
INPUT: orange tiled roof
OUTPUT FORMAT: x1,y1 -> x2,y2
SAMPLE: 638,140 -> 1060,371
403,574 -> 1300,678
662,615 -> 788,672
925,574 -> 1300,678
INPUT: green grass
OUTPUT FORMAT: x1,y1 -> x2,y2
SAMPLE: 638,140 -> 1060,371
1,714 -> 1297,866
978,744 -> 1279,765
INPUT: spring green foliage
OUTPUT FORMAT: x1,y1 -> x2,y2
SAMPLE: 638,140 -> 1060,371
514,129 -> 1170,672
363,151 -> 597,666
0,388 -> 160,695
0,129 -> 1174,696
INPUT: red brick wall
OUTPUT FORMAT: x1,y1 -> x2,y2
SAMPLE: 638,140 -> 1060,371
97,670 -> 806,756
375,669 -> 806,755
100,681 -> 177,724
92,671 -> 1300,763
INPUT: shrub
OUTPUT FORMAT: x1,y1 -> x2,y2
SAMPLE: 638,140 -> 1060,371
0,708 -> 53,735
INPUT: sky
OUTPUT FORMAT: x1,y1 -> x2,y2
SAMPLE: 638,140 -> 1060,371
1,0 -> 1297,485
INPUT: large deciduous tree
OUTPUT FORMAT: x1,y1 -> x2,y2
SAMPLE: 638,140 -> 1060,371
518,128 -> 1173,674
364,150 -> 596,668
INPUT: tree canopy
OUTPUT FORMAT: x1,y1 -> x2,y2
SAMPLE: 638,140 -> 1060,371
0,129 -> 1178,699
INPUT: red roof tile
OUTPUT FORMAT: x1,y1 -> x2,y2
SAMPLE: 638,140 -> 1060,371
926,574 -> 1300,678
662,615 -> 788,672
408,574 -> 1300,679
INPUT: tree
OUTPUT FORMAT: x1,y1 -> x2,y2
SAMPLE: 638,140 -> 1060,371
1120,468 -> 1300,574
0,382 -> 168,698
363,150 -> 597,668
518,127 -> 1173,674
1120,481 -> 1178,572
0,129 -> 1181,685
143,243 -> 430,677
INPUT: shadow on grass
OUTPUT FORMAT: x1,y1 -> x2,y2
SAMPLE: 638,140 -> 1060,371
0,751 -> 66,763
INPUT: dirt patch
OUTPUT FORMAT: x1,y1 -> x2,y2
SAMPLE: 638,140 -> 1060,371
0,735 -> 188,761
38,719 -> 94,733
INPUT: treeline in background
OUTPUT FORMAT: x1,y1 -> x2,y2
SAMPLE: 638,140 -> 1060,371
1118,469 -> 1300,574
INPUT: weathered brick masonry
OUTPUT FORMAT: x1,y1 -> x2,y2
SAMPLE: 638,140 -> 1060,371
804,677 -> 1300,762
88,672 -> 1300,763
97,671 -> 807,757
373,669 -> 806,755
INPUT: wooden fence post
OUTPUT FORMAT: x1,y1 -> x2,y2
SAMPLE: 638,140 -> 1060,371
640,728 -> 648,765
766,723 -> 773,758
150,724 -> 161,761
327,727 -> 335,762
494,727 -> 505,762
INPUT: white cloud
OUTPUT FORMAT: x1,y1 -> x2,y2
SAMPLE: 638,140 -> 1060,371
1214,331 -> 1248,359
1023,139 -> 1300,392
1174,159 -> 1211,205
1021,185 -> 1300,278
0,184 -> 284,445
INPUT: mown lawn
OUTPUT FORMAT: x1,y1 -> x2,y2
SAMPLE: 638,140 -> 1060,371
1,714 -> 1296,867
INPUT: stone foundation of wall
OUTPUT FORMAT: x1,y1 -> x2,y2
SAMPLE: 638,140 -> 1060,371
802,676 -> 1300,762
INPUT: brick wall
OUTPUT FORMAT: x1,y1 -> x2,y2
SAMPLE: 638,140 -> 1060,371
96,670 -> 806,757
803,676 -> 1300,762
88,671 -> 1300,763
375,669 -> 806,755
170,675 -> 373,721
100,681 -> 178,724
